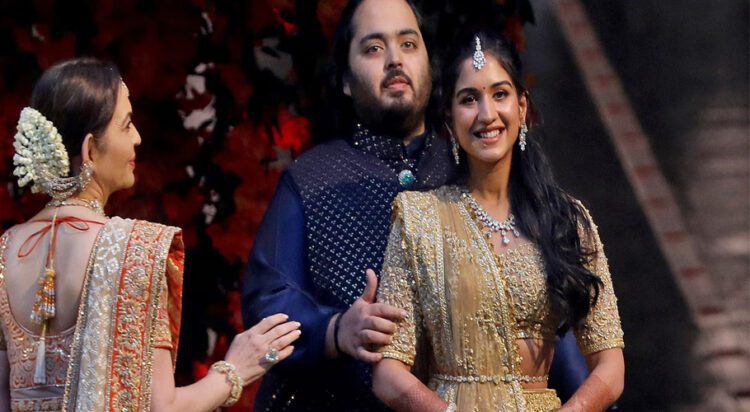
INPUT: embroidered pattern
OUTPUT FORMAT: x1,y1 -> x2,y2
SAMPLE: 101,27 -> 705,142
377,186 -> 624,411
0,230 -> 74,411
62,217 -> 183,412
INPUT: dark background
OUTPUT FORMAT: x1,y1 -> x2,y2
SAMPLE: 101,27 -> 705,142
0,0 -> 747,410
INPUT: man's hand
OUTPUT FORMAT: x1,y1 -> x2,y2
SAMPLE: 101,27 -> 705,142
336,269 -> 407,363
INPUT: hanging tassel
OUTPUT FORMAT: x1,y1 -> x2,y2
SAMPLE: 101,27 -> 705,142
31,209 -> 58,386
31,208 -> 58,326
30,266 -> 56,324
33,322 -> 47,384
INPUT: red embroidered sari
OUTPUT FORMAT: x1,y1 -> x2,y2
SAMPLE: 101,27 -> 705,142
0,217 -> 184,411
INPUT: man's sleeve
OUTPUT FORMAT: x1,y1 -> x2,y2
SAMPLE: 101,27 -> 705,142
549,330 -> 589,403
242,171 -> 338,369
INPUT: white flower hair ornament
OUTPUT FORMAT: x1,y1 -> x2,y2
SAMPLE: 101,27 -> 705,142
12,107 -> 92,200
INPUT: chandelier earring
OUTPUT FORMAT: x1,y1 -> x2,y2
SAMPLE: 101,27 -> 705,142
32,155 -> 94,200
445,122 -> 460,165
518,122 -> 528,152
78,161 -> 94,191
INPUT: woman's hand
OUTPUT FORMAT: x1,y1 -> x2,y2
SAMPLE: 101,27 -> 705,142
224,313 -> 301,385
558,348 -> 624,412
373,358 -> 449,412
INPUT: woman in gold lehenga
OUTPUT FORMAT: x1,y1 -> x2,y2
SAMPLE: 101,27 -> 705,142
0,58 -> 301,411
372,32 -> 625,411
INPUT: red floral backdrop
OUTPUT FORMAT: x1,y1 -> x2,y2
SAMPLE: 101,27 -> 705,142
0,0 -> 531,408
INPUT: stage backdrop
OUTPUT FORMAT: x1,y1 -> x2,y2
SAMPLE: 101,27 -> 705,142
0,0 -> 531,408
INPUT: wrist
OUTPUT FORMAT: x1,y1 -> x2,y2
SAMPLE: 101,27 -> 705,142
333,311 -> 345,356
324,312 -> 341,359
210,360 -> 245,407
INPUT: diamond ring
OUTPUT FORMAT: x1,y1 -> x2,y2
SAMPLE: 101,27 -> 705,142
264,347 -> 279,363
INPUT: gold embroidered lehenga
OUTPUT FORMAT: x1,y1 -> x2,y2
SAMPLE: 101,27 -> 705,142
0,217 -> 184,411
377,186 -> 624,412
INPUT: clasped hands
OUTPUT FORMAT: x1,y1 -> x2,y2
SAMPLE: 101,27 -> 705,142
333,269 -> 407,363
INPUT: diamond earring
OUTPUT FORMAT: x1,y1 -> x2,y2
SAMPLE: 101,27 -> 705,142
518,123 -> 528,152
445,123 -> 460,165
78,161 -> 94,191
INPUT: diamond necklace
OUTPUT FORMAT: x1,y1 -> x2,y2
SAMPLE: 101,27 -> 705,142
46,198 -> 107,217
462,191 -> 520,244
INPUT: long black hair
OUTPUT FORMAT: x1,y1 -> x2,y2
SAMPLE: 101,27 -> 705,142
438,31 -> 602,333
30,57 -> 122,172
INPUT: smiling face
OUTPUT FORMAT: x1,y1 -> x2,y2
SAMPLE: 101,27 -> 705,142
89,83 -> 141,193
343,0 -> 431,136
450,53 -> 527,167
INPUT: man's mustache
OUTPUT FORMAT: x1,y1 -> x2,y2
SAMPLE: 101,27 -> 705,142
381,69 -> 413,89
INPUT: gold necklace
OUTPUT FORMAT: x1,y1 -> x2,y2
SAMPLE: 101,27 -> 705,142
46,198 -> 106,217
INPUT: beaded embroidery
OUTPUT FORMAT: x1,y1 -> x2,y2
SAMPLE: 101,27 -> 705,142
377,186 -> 624,411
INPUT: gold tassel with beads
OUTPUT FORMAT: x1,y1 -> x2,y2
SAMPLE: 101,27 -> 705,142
30,208 -> 59,385
30,266 -> 56,324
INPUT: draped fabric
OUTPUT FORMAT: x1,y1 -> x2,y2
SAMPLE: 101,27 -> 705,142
377,186 -> 624,412
0,217 -> 184,412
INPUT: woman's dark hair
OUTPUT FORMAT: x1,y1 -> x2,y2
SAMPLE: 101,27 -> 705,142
30,57 -> 122,174
313,0 -> 428,140
439,30 -> 602,333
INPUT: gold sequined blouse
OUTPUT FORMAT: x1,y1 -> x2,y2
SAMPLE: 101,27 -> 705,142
377,186 -> 624,411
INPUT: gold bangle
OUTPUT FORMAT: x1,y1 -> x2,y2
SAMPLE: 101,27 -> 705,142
211,360 -> 243,407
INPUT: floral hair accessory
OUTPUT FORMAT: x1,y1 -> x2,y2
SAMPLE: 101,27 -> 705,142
13,107 -> 91,199
13,107 -> 70,189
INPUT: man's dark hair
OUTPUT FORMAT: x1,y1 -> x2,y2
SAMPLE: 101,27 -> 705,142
313,0 -> 429,141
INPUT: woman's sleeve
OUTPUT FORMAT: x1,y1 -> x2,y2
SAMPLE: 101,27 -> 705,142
153,229 -> 185,361
153,279 -> 174,351
377,198 -> 422,367
574,206 -> 625,355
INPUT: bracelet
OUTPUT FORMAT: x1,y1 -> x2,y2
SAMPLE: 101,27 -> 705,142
333,311 -> 345,356
211,360 -> 243,407
445,403 -> 457,412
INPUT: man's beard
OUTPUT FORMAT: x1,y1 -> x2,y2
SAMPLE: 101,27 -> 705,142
356,97 -> 424,137
348,70 -> 430,138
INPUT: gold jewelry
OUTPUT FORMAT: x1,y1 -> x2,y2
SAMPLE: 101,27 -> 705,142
434,373 -> 548,384
211,360 -> 244,407
47,197 -> 106,217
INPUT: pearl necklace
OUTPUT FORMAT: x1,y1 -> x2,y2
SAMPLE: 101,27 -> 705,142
462,191 -> 520,245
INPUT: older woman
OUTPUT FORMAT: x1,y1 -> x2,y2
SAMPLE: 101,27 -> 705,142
372,32 -> 625,411
0,58 -> 300,411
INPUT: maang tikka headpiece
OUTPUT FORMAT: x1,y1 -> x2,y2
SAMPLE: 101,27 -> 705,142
472,35 -> 486,70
